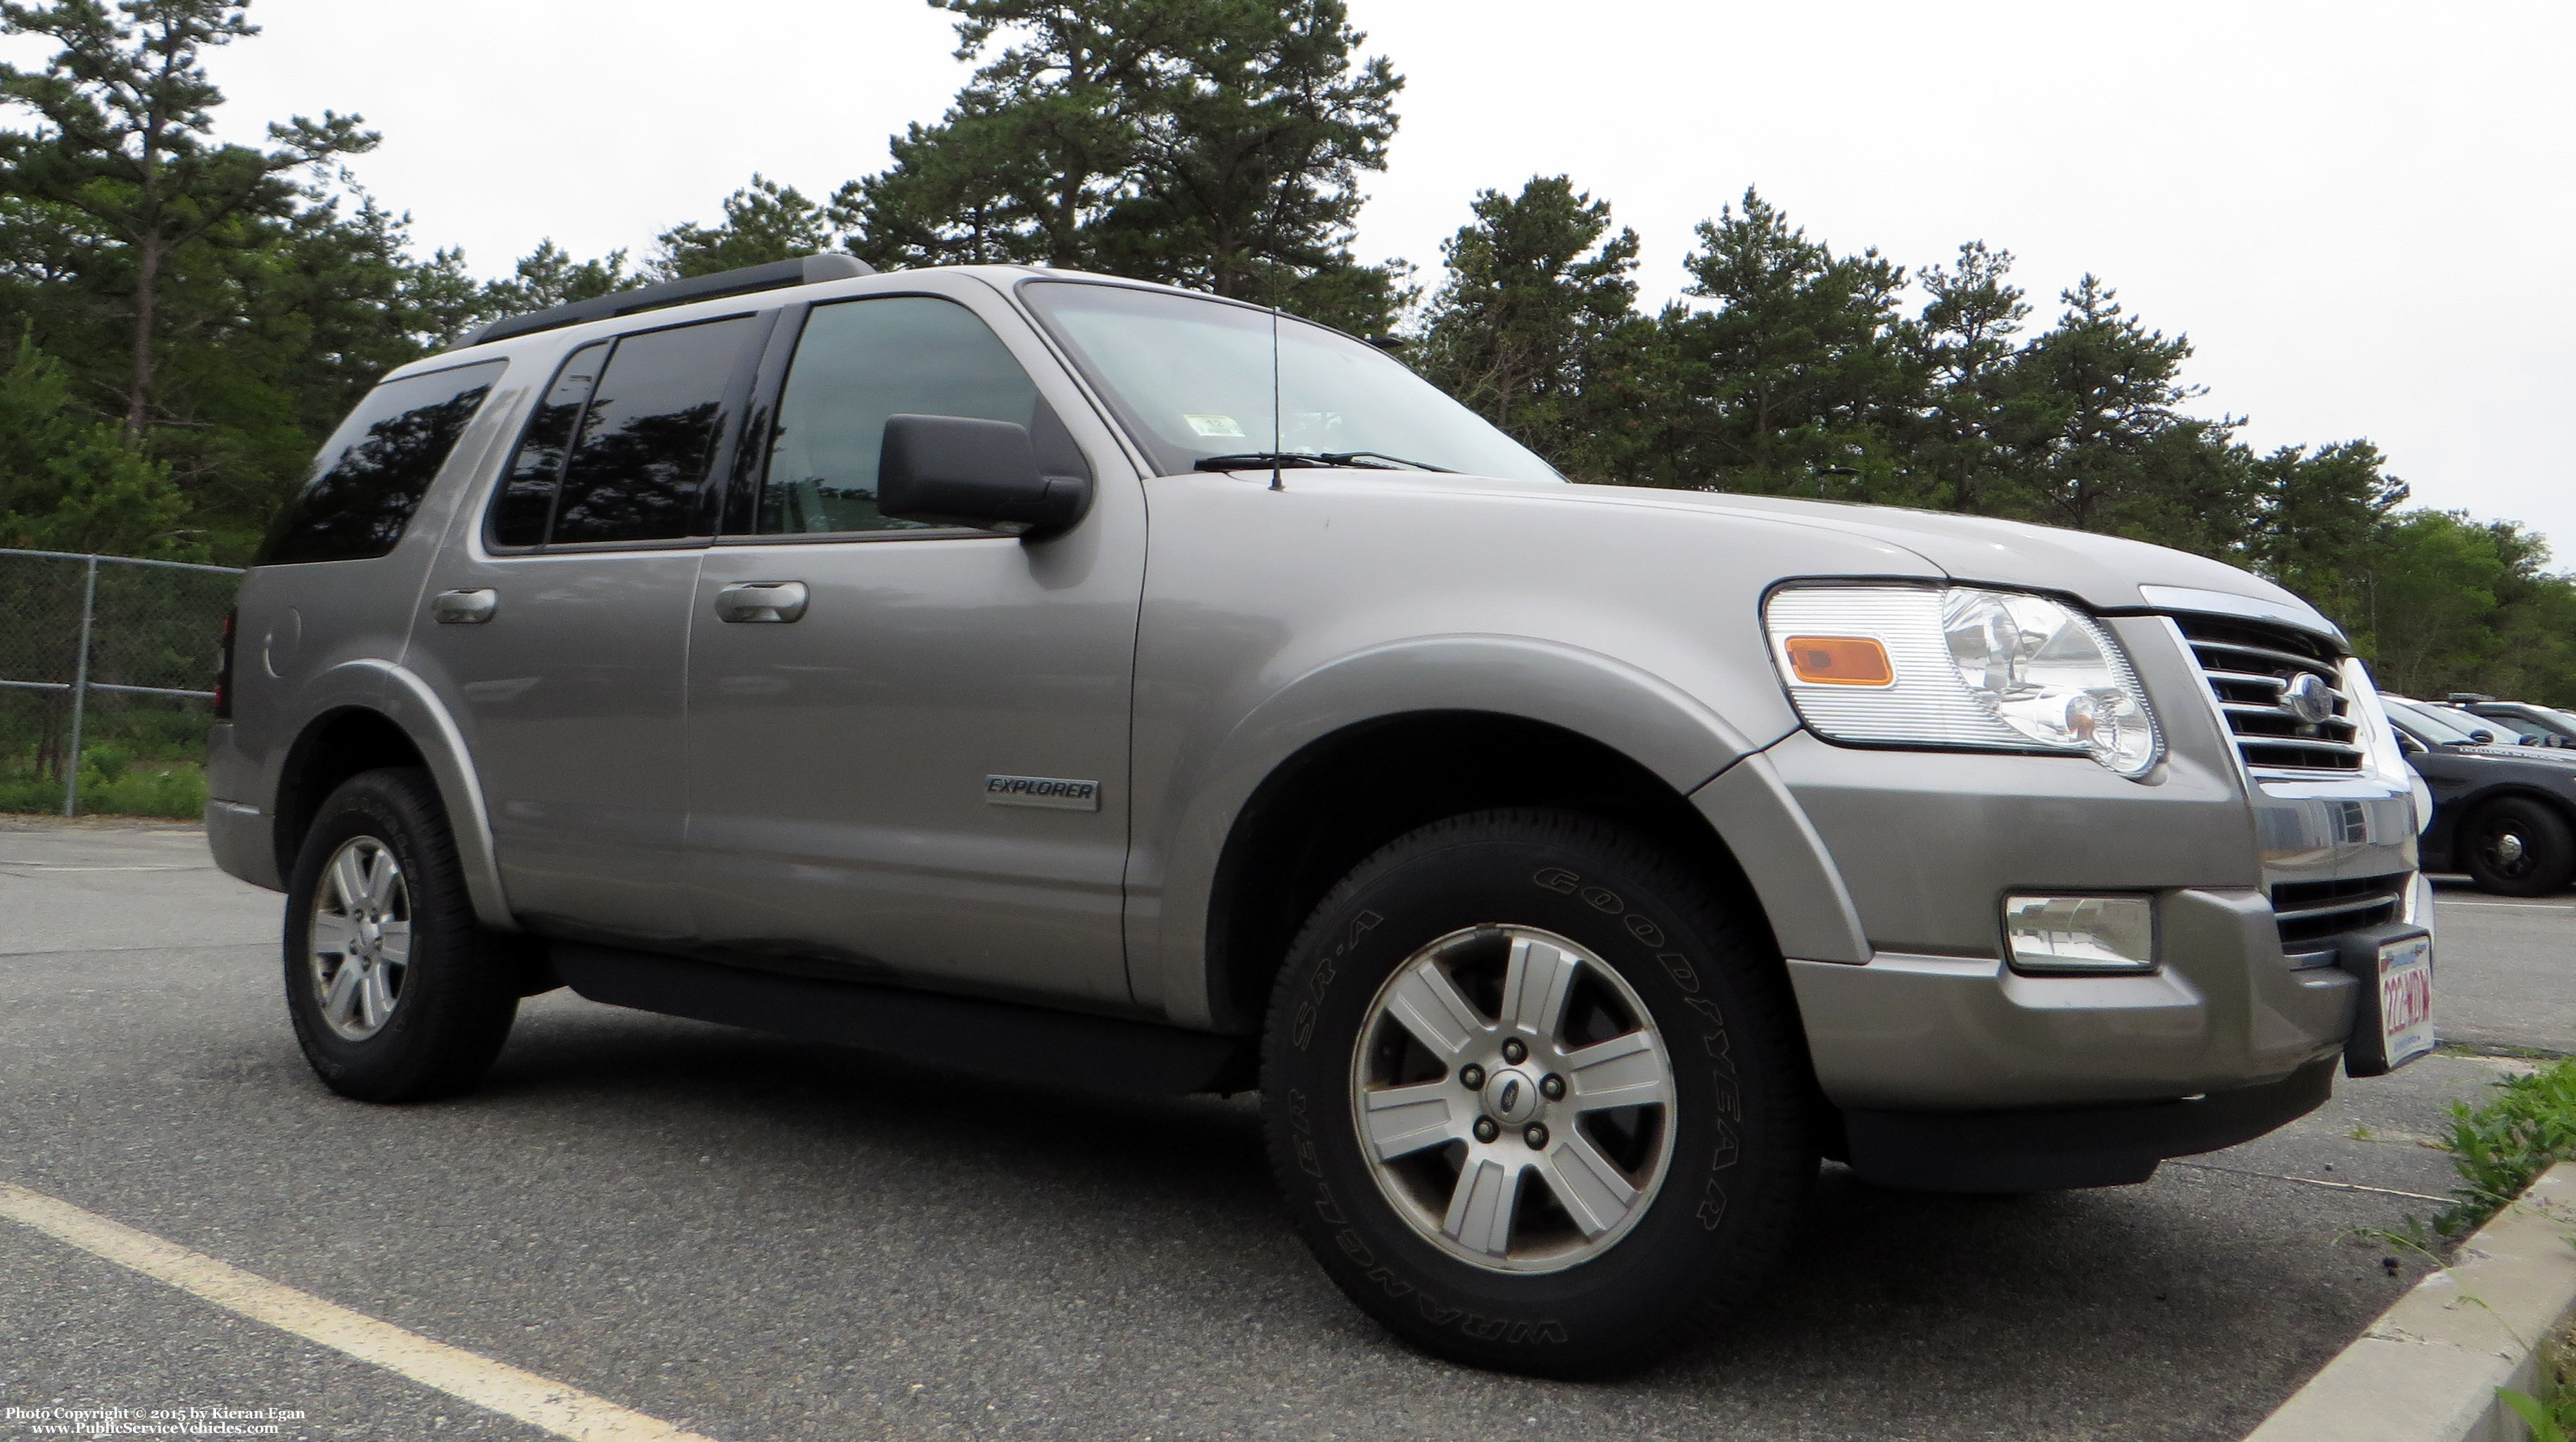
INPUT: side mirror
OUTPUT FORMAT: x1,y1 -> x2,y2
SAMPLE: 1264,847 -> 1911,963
2468,729 -> 2496,745
2396,732 -> 2426,756
878,414 -> 1093,539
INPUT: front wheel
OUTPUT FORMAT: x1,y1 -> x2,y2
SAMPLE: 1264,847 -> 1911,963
1260,810 -> 1816,1374
283,767 -> 521,1102
2461,795 -> 2576,897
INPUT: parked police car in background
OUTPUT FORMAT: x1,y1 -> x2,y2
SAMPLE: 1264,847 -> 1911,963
2451,695 -> 2576,749
207,255 -> 2435,1372
2385,695 -> 2576,896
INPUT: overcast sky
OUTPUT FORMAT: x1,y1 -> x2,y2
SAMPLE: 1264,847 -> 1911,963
20,1 -> 2573,560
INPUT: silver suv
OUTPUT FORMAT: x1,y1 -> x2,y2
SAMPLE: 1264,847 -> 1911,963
208,256 -> 2435,1372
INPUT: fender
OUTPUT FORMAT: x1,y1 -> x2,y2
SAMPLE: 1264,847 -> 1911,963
1142,634 -> 1794,1028
274,658 -> 516,932
1688,745 -> 1872,964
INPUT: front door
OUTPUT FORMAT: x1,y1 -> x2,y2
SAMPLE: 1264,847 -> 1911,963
683,286 -> 1142,1006
409,312 -> 769,941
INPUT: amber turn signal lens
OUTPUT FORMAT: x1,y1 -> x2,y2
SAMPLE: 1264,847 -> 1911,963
1784,635 -> 1893,686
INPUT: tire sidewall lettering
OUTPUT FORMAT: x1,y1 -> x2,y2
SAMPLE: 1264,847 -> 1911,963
1530,865 -> 1741,1237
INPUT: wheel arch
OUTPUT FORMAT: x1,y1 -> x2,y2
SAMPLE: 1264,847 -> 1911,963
1198,709 -> 1787,1038
272,662 -> 515,930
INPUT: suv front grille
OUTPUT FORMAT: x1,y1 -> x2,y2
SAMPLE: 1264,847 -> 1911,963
2171,614 -> 2365,773
2271,872 -> 2409,966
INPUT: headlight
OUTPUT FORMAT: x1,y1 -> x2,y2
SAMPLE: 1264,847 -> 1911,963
1765,584 -> 2163,778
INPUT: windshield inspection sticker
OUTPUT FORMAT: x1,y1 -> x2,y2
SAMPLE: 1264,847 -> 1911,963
985,775 -> 1102,811
1184,414 -> 1245,438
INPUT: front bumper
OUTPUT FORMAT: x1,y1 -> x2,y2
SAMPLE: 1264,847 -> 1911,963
1785,899 -> 2358,1111
1722,719 -> 2415,1113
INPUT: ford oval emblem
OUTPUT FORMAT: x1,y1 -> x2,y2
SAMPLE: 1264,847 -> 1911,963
2283,672 -> 2336,725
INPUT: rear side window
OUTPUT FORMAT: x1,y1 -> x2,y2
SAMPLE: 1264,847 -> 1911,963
260,361 -> 505,565
557,317 -> 764,545
759,296 -> 1041,533
488,315 -> 765,548
487,342 -> 607,548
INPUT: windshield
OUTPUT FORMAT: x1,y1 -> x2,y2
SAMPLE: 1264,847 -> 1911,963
1020,280 -> 1562,483
2494,706 -> 2576,740
2425,702 -> 2511,738
2383,697 -> 2485,745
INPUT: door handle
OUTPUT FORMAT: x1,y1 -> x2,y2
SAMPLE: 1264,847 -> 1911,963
431,588 -> 497,624
715,581 -> 809,623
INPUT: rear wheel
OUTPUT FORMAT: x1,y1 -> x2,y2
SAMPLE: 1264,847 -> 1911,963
283,768 -> 521,1101
1260,809 -> 1815,1374
2461,795 -> 2576,897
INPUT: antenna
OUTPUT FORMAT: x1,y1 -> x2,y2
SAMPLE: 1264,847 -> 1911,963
1269,304 -> 1284,492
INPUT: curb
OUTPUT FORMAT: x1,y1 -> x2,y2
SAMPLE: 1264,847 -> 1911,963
2246,1162 -> 2576,1442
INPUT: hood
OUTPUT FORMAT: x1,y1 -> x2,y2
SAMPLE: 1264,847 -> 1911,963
1552,484 -> 2321,622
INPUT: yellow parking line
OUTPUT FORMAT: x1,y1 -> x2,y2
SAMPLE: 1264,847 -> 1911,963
0,1182 -> 720,1442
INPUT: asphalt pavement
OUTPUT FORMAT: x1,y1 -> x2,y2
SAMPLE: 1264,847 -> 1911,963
0,819 -> 2561,1442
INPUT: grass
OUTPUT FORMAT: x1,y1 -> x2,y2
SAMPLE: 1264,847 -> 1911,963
2503,1329 -> 2576,1441
0,747 -> 206,819
2418,1058 -> 2576,1242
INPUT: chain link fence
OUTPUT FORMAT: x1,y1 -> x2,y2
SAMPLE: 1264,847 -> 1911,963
0,548 -> 245,818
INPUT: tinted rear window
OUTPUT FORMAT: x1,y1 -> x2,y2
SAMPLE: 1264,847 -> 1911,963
547,316 -> 765,545
488,342 -> 608,548
260,361 -> 506,565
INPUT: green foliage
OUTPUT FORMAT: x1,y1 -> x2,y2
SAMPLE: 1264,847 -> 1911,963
0,749 -> 203,817
854,0 -> 1412,334
0,334 -> 193,555
1411,177 -> 1641,480
0,0 -> 375,436
1655,189 -> 1917,498
653,175 -> 851,280
2430,1058 -> 2576,1241
2501,1334 -> 2576,1442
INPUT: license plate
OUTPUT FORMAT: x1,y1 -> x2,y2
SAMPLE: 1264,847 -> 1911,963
2370,934 -> 2435,1073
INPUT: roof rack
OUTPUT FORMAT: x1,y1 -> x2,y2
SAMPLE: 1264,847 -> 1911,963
457,253 -> 875,349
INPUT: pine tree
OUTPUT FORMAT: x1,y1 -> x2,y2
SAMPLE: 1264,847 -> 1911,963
853,0 -> 1408,334
652,175 -> 854,279
0,334 -> 189,555
478,239 -> 638,317
1989,274 -> 2250,545
0,0 -> 374,436
1658,189 -> 1915,497
1412,176 -> 1639,479
1903,241 -> 2028,514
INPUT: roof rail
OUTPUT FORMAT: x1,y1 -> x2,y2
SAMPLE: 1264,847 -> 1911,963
457,253 -> 875,349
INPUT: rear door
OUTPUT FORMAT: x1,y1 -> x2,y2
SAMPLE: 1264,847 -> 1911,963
408,312 -> 772,941
682,279 -> 1143,1006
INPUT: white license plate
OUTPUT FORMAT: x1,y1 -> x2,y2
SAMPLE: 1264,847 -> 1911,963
2375,934 -> 2435,1071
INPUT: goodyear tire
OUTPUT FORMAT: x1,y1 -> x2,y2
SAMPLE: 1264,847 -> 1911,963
1260,809 -> 1816,1374
283,767 -> 521,1102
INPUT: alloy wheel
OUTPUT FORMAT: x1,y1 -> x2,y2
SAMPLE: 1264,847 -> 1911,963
1348,925 -> 1677,1274
307,835 -> 412,1041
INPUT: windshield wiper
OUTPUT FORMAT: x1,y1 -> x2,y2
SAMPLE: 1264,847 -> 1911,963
1192,450 -> 1454,474
1193,452 -> 1332,472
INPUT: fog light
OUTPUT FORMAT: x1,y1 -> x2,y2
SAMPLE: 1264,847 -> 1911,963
2003,895 -> 2156,973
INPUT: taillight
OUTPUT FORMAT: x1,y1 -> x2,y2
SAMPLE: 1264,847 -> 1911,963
215,609 -> 235,719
